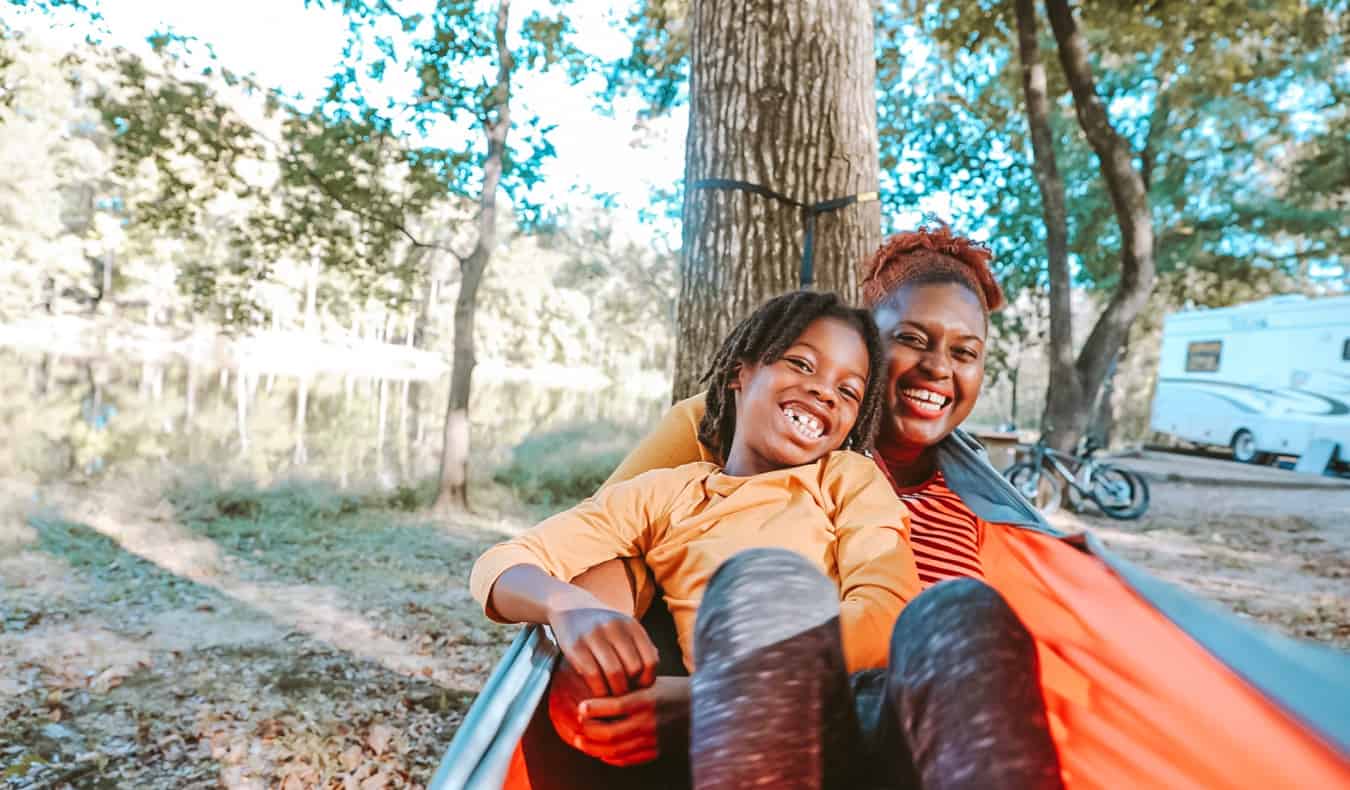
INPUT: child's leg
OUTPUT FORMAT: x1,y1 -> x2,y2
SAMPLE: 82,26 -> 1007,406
690,548 -> 864,790
876,578 -> 1063,790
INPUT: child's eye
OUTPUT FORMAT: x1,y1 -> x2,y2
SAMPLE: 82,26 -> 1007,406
786,357 -> 812,372
895,332 -> 925,346
954,346 -> 979,361
839,385 -> 860,402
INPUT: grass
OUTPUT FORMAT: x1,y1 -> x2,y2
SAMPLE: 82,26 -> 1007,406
492,419 -> 644,509
166,477 -> 491,605
30,515 -> 224,612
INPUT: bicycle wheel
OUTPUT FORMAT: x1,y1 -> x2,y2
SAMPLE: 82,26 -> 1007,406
1089,465 -> 1150,520
1004,461 -> 1063,515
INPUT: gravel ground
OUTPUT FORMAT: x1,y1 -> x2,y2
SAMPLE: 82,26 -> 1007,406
1048,476 -> 1350,647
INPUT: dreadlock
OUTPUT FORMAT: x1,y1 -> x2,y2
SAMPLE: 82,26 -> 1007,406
697,290 -> 888,464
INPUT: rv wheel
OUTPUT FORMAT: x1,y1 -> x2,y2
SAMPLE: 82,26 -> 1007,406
1231,429 -> 1271,465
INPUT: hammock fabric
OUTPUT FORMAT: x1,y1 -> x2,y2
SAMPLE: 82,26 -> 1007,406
434,480 -> 1350,789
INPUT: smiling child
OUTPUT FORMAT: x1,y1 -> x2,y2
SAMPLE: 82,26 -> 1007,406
470,290 -> 920,692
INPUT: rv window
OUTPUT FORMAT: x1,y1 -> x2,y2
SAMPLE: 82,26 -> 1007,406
1186,341 -> 1222,372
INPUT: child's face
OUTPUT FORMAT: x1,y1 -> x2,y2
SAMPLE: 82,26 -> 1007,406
727,317 -> 870,475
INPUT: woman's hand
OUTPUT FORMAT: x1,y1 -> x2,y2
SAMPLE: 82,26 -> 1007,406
549,661 -> 691,767
548,604 -> 659,697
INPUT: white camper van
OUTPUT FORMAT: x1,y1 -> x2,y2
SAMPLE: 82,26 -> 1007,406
1149,294 -> 1350,465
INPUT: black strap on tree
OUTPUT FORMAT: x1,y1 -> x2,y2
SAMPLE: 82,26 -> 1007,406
692,178 -> 880,287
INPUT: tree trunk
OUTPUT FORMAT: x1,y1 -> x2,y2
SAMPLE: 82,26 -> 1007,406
432,0 -> 513,510
1042,0 -> 1157,451
1015,0 -> 1084,451
303,260 -> 320,334
293,376 -> 310,466
377,376 -> 389,467
672,0 -> 881,399
1089,345 -> 1120,447
185,360 -> 197,422
235,367 -> 249,453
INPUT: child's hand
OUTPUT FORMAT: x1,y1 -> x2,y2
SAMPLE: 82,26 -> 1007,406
548,605 -> 659,697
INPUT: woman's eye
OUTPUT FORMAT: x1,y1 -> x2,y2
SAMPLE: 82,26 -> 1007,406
840,386 -> 860,402
955,347 -> 979,361
895,332 -> 925,346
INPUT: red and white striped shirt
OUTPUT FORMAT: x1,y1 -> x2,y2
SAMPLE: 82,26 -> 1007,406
886,467 -> 985,588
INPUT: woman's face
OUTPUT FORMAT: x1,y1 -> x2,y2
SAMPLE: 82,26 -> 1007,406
872,281 -> 987,452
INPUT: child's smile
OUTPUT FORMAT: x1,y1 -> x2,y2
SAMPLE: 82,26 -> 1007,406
780,402 -> 828,441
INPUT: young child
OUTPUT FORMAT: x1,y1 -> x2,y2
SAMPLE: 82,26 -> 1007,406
470,290 -> 921,697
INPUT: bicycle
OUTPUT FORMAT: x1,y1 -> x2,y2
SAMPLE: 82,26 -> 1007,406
1002,436 -> 1150,520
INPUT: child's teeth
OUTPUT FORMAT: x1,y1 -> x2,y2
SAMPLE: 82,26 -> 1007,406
783,406 -> 822,439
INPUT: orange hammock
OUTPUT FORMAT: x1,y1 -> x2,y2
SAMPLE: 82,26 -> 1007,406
435,522 -> 1350,789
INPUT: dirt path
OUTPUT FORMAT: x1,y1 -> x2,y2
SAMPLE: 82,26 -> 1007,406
3,472 -> 1347,788
1,474 -> 516,789
1048,478 -> 1350,647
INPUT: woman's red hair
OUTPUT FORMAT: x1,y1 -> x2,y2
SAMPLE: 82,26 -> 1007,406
860,224 -> 1005,312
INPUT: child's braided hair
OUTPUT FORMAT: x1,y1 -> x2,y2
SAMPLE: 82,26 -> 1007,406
697,290 -> 887,463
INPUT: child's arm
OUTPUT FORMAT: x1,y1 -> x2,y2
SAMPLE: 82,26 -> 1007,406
489,564 -> 659,697
469,468 -> 688,695
827,454 -> 924,673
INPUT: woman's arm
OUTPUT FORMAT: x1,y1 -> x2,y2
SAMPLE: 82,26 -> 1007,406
603,393 -> 713,487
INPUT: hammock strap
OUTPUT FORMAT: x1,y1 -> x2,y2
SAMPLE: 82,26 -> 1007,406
691,178 -> 879,287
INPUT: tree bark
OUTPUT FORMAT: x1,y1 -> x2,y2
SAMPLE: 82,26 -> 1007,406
293,375 -> 310,466
235,367 -> 249,453
1041,0 -> 1157,451
1015,0 -> 1084,450
672,0 -> 881,399
303,260 -> 320,334
433,0 -> 513,510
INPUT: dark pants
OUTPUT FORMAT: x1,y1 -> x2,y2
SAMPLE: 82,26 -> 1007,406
691,548 -> 1064,790
519,549 -> 1062,790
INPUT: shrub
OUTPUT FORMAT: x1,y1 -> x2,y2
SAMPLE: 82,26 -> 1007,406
492,421 -> 641,507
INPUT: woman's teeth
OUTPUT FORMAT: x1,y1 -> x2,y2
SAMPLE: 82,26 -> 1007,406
782,406 -> 824,440
902,388 -> 950,414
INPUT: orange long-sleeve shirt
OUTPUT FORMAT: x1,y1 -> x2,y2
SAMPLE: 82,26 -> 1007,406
470,450 -> 920,673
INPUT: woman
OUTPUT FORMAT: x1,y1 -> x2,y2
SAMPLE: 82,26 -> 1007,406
547,225 -> 1063,789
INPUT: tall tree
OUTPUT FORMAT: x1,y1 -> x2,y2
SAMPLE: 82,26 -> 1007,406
316,0 -> 585,509
882,0 -> 1345,446
672,0 -> 881,398
1036,0 -> 1154,451
1012,0 -> 1076,445
432,0 -> 512,509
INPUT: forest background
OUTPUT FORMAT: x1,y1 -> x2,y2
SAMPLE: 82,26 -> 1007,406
1,0 -> 1345,506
